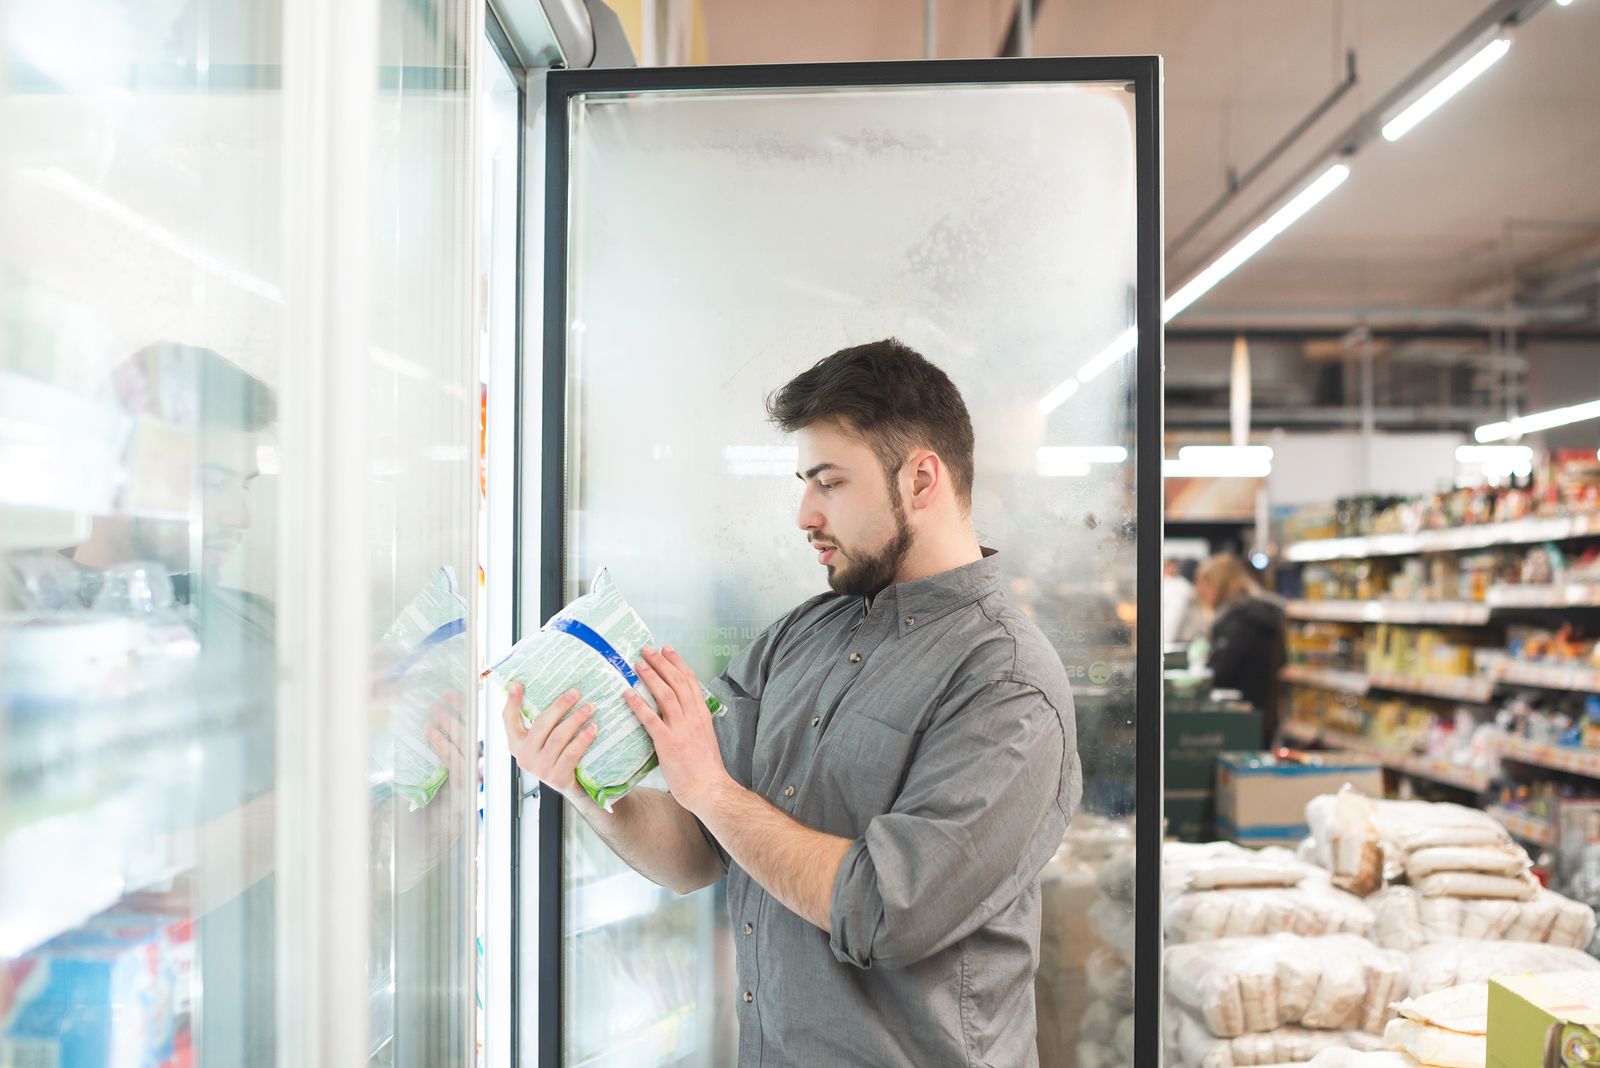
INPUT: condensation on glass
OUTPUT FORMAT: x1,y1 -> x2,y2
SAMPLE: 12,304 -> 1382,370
559,80 -> 1140,1066
0,2 -> 483,1066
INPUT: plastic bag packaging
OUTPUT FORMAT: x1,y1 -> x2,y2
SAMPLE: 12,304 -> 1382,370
1393,981 -> 1488,1036
1306,791 -> 1512,896
373,566 -> 469,809
1167,841 -> 1316,893
1088,895 -> 1136,962
1381,1019 -> 1484,1068
1371,886 -> 1594,951
1165,934 -> 1408,1038
1166,881 -> 1376,943
1097,849 -> 1138,903
1412,869 -> 1539,901
1085,946 -> 1134,1011
1406,939 -> 1600,998
1306,789 -> 1384,895
484,567 -> 723,810
1403,843 -> 1529,880
1166,1008 -> 1384,1068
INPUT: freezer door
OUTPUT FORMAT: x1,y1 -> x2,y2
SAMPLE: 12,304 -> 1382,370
534,59 -> 1161,1068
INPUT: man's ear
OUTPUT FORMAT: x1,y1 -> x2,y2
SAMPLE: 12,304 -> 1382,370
908,451 -> 940,510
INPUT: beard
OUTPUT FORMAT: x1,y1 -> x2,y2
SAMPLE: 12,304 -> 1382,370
824,493 -> 915,599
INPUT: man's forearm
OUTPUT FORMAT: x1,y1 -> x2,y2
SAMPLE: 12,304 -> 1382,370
571,786 -> 725,895
695,781 -> 851,931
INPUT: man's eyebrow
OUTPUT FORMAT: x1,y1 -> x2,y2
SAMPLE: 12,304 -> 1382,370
797,463 -> 843,482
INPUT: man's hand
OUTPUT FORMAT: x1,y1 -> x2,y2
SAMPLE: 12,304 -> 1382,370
502,683 -> 597,806
624,645 -> 733,816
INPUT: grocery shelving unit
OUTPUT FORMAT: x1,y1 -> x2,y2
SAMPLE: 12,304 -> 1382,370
1279,515 -> 1600,901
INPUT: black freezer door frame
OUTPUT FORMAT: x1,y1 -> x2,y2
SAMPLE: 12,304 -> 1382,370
530,56 -> 1165,1068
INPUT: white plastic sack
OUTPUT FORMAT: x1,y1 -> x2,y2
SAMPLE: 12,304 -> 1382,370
1166,880 -> 1376,943
1167,1009 -> 1384,1068
1166,841 -> 1317,893
1393,981 -> 1488,1035
1412,869 -> 1539,901
1165,934 -> 1408,1038
1381,1019 -> 1484,1068
1085,946 -> 1135,1011
1304,1053 -> 1422,1068
1371,886 -> 1595,951
1089,895 -> 1136,962
1306,789 -> 1384,896
1404,843 -> 1529,880
1406,939 -> 1600,998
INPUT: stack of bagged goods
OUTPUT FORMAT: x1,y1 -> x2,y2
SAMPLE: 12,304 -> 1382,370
1159,841 -> 1398,1066
1303,787 -> 1599,978
1165,841 -> 1375,943
1034,815 -> 1133,1068
1383,981 -> 1488,1068
1405,938 -> 1600,997
1076,841 -> 1136,1068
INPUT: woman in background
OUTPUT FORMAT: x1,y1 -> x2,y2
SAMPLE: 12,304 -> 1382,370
1197,553 -> 1287,744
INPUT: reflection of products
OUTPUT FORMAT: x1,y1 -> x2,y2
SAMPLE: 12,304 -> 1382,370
485,568 -> 722,811
373,567 -> 469,810
1549,1021 -> 1600,1067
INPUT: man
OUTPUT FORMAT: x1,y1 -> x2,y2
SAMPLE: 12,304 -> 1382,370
504,338 -> 1081,1067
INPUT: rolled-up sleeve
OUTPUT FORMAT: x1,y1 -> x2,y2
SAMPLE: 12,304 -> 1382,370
828,677 -> 1075,970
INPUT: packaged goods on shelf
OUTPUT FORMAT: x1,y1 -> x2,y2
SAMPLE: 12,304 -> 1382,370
1380,1018 -> 1482,1068
1088,895 -> 1136,962
1165,933 -> 1408,1038
1164,1008 -> 1385,1068
1306,790 -> 1514,895
1412,868 -> 1539,901
1370,886 -> 1596,952
1406,938 -> 1600,998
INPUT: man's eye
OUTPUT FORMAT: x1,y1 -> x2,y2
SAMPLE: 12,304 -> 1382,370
819,482 -> 838,491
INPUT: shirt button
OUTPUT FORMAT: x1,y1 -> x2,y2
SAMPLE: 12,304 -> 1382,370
905,616 -> 915,627
743,991 -> 754,1004
810,716 -> 821,728
848,652 -> 861,664
744,922 -> 753,935
783,785 -> 796,798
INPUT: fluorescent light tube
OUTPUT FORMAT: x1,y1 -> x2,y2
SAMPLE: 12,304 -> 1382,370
1177,445 -> 1274,463
1163,457 -> 1271,479
1165,164 -> 1351,321
1036,376 -> 1081,416
1382,37 -> 1511,143
1455,445 -> 1532,464
1035,446 -> 1127,477
1475,398 -> 1600,442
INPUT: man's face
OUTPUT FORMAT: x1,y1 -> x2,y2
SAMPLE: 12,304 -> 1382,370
130,428 -> 261,578
794,421 -> 914,598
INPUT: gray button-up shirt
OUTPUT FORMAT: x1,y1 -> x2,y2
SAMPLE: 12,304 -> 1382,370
704,550 -> 1082,1068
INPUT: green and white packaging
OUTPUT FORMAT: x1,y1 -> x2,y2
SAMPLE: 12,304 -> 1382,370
374,566 -> 469,809
484,567 -> 722,811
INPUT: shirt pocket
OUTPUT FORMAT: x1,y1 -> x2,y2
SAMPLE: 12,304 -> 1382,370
813,711 -> 918,835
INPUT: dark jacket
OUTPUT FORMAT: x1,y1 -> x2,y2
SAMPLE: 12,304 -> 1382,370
1209,595 -> 1287,741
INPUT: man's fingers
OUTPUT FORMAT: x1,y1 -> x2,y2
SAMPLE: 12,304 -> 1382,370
530,688 -> 584,748
624,688 -> 662,739
501,686 -> 529,743
427,724 -> 466,779
635,650 -> 682,722
550,722 -> 598,784
659,646 -> 704,710
543,703 -> 596,763
439,688 -> 466,715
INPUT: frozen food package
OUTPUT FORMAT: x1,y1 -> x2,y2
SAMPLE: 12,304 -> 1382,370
1381,1019 -> 1484,1068
1411,869 -> 1539,901
1406,939 -> 1600,997
485,567 -> 724,810
374,566 -> 470,809
1165,934 -> 1407,1038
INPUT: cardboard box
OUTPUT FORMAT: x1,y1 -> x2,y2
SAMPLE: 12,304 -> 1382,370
1166,708 -> 1264,791
1488,972 -> 1600,1068
1216,751 -> 1382,848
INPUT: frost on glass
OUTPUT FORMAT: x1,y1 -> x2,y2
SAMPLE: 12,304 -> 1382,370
561,81 -> 1140,1066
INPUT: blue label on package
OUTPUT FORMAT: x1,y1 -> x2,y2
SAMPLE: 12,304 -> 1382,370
549,617 -> 640,686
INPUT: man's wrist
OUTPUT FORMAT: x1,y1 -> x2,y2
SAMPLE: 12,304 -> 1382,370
681,773 -> 742,823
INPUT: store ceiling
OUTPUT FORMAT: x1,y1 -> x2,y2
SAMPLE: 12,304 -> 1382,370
698,0 -> 1600,334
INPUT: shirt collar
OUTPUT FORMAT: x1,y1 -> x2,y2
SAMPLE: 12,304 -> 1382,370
869,547 -> 1001,634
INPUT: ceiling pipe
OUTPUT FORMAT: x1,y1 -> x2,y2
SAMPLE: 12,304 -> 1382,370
923,0 -> 937,59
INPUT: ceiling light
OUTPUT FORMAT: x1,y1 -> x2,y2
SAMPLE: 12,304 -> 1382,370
1036,376 -> 1081,416
1163,453 -> 1272,479
1382,36 -> 1512,143
1177,445 -> 1274,463
1165,164 -> 1351,321
1476,399 -> 1600,442
1036,446 -> 1127,477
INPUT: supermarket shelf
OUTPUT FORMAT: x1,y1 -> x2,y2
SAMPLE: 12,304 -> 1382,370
1487,806 -> 1555,847
1286,600 -> 1492,625
1280,664 -> 1370,695
1284,514 -> 1600,563
1497,735 -> 1600,781
1366,671 -> 1497,704
1488,583 -> 1600,609
1281,720 -> 1493,793
1493,659 -> 1600,694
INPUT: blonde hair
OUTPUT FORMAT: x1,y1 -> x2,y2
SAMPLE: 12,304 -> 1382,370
1197,553 -> 1263,610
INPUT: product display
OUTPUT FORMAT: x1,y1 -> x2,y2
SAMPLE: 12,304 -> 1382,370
1371,886 -> 1596,952
1380,1018 -> 1483,1068
1165,1008 -> 1385,1068
1406,938 -> 1600,998
484,568 -> 723,810
373,566 -> 469,809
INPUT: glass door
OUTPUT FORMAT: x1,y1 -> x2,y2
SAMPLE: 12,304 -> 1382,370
533,59 -> 1163,1067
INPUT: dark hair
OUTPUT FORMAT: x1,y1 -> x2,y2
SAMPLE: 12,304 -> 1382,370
119,341 -> 277,431
765,338 -> 976,508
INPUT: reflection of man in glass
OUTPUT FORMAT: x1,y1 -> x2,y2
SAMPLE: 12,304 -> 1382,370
505,339 -> 1084,1067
